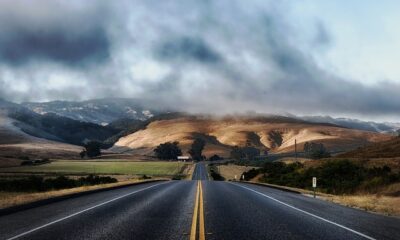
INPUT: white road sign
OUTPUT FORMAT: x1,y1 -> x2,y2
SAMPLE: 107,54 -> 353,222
312,177 -> 317,188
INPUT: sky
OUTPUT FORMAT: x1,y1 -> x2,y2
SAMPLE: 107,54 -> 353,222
0,0 -> 399,121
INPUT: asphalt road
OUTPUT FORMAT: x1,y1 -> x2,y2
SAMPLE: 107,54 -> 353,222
1,163 -> 399,240
191,162 -> 208,180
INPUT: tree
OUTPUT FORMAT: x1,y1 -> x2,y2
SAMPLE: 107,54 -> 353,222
304,142 -> 330,159
230,145 -> 260,161
230,146 -> 245,161
209,154 -> 222,161
84,141 -> 102,158
154,141 -> 182,160
79,149 -> 86,159
189,138 -> 206,161
242,146 -> 260,160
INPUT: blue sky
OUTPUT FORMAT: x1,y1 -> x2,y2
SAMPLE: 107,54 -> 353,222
289,1 -> 400,85
0,0 -> 399,121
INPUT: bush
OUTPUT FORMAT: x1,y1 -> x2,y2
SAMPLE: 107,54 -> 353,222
209,164 -> 225,181
84,141 -> 102,158
154,141 -> 182,160
242,168 -> 259,181
209,154 -> 222,161
245,160 -> 400,194
0,175 -> 117,192
304,142 -> 330,159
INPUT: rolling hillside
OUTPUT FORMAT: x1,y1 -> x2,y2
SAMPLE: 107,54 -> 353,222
112,115 -> 391,157
0,113 -> 82,167
22,98 -> 161,125
338,137 -> 400,158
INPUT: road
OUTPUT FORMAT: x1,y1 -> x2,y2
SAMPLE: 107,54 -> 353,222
191,162 -> 208,180
0,163 -> 399,240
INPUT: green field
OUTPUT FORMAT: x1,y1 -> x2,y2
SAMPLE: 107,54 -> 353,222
0,160 -> 189,176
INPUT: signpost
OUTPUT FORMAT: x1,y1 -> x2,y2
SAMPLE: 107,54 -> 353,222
312,177 -> 317,198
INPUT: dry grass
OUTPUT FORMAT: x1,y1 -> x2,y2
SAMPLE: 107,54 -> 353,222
113,116 -> 390,157
217,164 -> 258,180
326,195 -> 400,216
185,163 -> 196,180
279,158 -> 400,173
339,137 -> 400,158
0,179 -> 165,209
248,181 -> 400,216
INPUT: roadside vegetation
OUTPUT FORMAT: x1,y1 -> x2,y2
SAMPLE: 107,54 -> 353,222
0,178 -> 160,209
0,175 -> 117,192
208,163 -> 224,181
241,159 -> 400,195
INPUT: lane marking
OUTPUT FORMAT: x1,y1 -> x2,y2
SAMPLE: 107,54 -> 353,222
6,181 -> 170,240
199,181 -> 206,240
190,181 -> 200,240
231,183 -> 376,240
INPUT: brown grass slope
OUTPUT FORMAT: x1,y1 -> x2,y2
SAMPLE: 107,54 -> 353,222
113,115 -> 391,157
339,137 -> 400,158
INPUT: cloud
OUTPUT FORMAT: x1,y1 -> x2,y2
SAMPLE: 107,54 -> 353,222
156,37 -> 222,63
0,0 -> 399,121
0,27 -> 110,67
0,0 -> 110,67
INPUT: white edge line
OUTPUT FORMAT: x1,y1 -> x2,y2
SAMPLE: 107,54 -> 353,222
231,183 -> 376,240
7,181 -> 169,240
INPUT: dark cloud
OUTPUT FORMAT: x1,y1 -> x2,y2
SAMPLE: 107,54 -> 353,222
156,37 -> 222,63
0,0 -> 111,67
0,27 -> 110,66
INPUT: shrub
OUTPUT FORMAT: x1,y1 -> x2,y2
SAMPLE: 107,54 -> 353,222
209,154 -> 222,161
154,141 -> 182,160
245,160 -> 400,194
0,175 -> 117,192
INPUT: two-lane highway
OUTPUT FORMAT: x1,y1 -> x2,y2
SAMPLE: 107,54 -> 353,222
0,181 -> 197,240
1,163 -> 400,240
191,162 -> 208,180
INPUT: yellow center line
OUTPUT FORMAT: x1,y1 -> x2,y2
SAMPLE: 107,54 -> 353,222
199,181 -> 206,240
190,180 -> 206,240
190,181 -> 200,240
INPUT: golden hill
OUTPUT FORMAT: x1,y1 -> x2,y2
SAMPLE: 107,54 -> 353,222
338,137 -> 400,158
113,115 -> 391,157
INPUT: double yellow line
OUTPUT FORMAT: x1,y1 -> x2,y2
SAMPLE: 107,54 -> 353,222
190,181 -> 205,240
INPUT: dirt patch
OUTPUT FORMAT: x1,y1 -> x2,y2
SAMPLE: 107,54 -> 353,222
217,164 -> 258,180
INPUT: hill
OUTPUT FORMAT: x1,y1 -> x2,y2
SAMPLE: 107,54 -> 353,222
112,115 -> 391,157
338,137 -> 400,158
9,109 -> 119,146
0,113 -> 82,167
1,99 -> 120,146
298,115 -> 399,134
22,98 -> 162,125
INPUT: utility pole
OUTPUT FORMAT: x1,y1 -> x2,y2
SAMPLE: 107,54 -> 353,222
295,139 -> 297,161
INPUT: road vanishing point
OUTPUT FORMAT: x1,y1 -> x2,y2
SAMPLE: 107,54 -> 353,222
1,163 -> 400,240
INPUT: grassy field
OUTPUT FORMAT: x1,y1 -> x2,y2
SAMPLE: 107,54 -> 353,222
0,160 -> 189,176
